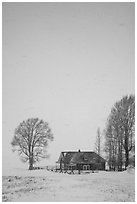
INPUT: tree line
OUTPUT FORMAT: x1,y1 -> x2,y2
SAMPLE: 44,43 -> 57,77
95,95 -> 135,170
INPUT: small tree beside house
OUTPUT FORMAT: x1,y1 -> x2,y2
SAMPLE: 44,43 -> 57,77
11,118 -> 54,170
94,127 -> 102,156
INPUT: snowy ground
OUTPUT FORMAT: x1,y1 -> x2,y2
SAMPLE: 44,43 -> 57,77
2,168 -> 135,202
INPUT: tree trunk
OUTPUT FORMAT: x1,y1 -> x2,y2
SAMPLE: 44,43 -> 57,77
29,157 -> 34,170
78,164 -> 81,174
118,142 -> 123,171
125,150 -> 129,169
124,130 -> 129,169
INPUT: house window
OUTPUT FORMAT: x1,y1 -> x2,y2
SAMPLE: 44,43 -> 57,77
83,165 -> 90,170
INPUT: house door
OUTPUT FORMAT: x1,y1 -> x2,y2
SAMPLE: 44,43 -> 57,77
83,165 -> 90,170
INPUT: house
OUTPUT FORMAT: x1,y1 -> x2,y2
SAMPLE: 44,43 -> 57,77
57,150 -> 106,173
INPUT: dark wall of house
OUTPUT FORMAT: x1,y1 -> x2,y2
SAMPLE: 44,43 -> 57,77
60,162 -> 105,171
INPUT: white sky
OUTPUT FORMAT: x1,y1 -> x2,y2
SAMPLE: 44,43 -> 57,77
2,2 -> 135,170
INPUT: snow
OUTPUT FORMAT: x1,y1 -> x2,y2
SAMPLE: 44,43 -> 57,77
2,168 -> 135,202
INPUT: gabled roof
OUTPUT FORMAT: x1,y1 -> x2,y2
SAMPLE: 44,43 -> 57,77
57,151 -> 77,163
57,151 -> 105,165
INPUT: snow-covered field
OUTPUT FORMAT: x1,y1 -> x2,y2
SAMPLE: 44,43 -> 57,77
2,168 -> 135,202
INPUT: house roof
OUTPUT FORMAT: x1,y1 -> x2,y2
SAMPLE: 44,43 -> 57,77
57,151 -> 105,165
58,151 -> 77,163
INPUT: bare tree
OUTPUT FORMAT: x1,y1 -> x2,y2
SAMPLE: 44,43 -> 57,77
11,118 -> 54,170
105,121 -> 118,171
94,127 -> 101,156
120,95 -> 135,168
